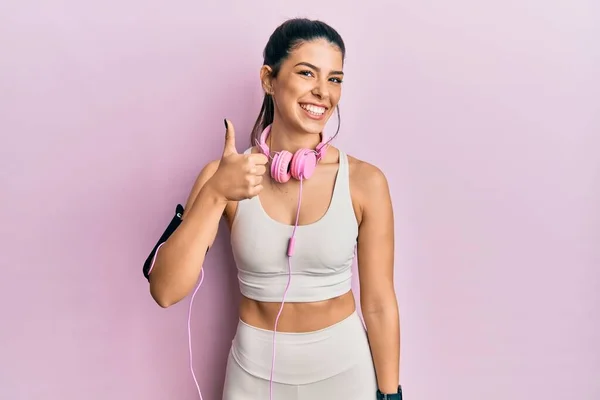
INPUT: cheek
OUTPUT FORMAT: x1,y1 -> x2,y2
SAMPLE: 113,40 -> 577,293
277,82 -> 302,105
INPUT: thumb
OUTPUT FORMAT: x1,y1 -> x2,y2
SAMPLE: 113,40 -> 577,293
222,119 -> 237,156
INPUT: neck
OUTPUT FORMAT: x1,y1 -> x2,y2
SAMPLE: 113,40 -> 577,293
268,117 -> 323,154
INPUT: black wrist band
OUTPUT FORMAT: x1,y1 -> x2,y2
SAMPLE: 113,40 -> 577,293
376,385 -> 402,400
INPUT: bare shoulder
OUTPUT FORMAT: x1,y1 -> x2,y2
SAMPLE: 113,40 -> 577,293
347,153 -> 390,197
182,159 -> 221,218
346,153 -> 392,221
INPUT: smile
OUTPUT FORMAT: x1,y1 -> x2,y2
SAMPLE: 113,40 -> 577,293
299,103 -> 327,117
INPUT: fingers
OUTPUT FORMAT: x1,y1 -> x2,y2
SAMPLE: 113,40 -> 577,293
242,175 -> 263,199
248,153 -> 269,165
248,175 -> 263,187
247,184 -> 264,198
245,153 -> 268,176
223,119 -> 237,156
251,165 -> 267,176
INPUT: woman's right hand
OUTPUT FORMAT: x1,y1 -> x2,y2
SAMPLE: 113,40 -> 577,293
206,119 -> 269,202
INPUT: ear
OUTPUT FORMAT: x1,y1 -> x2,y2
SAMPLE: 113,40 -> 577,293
260,65 -> 274,95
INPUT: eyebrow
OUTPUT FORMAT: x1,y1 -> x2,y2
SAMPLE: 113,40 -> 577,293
294,62 -> 344,76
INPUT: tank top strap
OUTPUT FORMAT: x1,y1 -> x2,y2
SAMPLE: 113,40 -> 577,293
337,149 -> 348,172
335,149 -> 350,191
327,149 -> 353,215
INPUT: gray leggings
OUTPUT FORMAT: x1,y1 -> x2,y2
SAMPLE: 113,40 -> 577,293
222,311 -> 378,400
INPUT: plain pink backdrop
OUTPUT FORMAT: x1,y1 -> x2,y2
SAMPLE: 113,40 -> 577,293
1,1 -> 598,399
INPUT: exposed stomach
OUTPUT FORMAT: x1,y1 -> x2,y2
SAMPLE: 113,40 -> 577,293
238,290 -> 357,333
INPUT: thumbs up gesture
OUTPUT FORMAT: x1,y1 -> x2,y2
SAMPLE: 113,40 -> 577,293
208,119 -> 269,202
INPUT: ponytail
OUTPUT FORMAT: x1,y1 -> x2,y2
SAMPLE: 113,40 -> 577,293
250,94 -> 275,147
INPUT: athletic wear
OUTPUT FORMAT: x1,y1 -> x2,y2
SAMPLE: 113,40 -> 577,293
223,148 -> 377,399
222,312 -> 377,400
230,148 -> 358,303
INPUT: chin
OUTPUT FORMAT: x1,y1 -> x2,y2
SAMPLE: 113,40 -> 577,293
299,119 -> 326,135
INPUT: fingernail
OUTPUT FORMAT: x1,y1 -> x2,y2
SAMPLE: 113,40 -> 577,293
224,118 -> 228,130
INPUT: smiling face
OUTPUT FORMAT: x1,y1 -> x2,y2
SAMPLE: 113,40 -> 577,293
261,38 -> 344,135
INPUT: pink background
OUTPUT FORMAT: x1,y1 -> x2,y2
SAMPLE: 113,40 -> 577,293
1,1 -> 598,399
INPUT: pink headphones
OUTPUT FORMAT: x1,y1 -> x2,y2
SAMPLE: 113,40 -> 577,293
257,124 -> 329,183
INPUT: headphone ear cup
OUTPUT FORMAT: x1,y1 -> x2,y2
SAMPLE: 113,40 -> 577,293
271,151 -> 293,183
291,149 -> 317,180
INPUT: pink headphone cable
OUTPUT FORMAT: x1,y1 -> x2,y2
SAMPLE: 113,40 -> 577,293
147,243 -> 205,399
188,268 -> 205,400
268,177 -> 303,399
185,178 -> 303,400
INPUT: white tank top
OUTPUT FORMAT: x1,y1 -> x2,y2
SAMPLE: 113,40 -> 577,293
229,148 -> 358,303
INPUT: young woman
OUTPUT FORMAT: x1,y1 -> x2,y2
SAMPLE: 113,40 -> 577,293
147,18 -> 402,400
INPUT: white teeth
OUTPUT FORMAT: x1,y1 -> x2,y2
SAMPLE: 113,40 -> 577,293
301,104 -> 325,115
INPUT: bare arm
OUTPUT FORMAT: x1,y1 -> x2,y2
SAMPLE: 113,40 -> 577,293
149,159 -> 226,308
355,163 -> 401,393
148,119 -> 267,308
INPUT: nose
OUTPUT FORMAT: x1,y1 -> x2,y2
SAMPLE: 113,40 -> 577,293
311,77 -> 329,100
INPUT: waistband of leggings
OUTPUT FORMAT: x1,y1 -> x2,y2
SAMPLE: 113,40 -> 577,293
229,311 -> 372,385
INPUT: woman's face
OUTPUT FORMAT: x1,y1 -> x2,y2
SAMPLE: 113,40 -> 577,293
264,39 -> 344,136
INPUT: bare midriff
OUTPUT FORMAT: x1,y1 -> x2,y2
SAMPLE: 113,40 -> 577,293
239,290 -> 357,333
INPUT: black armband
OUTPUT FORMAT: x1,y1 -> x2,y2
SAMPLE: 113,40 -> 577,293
142,204 -> 184,281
